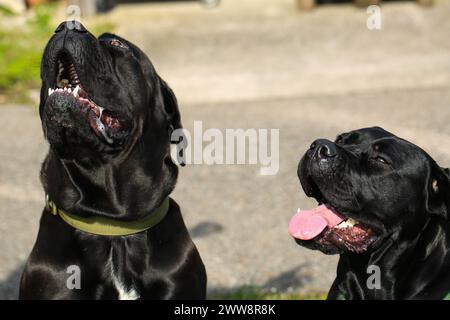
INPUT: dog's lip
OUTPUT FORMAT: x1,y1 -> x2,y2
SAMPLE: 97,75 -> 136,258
310,191 -> 382,235
301,172 -> 383,232
45,51 -> 127,145
313,191 -> 384,234
292,204 -> 379,253
295,174 -> 381,253
46,85 -> 126,145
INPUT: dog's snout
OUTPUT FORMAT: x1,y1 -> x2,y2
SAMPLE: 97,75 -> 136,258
55,21 -> 87,34
311,139 -> 337,159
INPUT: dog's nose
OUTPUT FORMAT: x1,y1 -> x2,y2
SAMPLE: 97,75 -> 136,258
55,21 -> 87,33
310,139 -> 337,158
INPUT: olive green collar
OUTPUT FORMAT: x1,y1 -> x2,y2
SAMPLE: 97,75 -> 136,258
45,195 -> 170,236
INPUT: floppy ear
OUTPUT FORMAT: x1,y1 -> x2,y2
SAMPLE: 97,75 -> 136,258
427,163 -> 450,219
158,77 -> 187,167
158,77 -> 182,142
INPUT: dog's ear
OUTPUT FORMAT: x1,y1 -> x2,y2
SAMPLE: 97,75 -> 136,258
158,77 -> 182,142
426,163 -> 450,219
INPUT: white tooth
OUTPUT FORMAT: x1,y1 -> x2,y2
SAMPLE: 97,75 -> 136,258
335,221 -> 348,229
297,208 -> 301,213
48,88 -> 52,96
73,85 -> 80,97
63,88 -> 67,92
347,218 -> 358,227
68,88 -> 72,93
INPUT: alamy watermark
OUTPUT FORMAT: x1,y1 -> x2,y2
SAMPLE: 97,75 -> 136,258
66,265 -> 81,290
366,264 -> 381,290
171,121 -> 280,176
63,4 -> 83,31
367,5 -> 382,30
200,0 -> 221,8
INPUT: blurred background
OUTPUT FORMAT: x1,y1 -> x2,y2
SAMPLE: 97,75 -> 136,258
1,0 -> 449,299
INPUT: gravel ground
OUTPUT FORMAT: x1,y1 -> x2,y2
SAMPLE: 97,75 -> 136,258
1,0 -> 450,299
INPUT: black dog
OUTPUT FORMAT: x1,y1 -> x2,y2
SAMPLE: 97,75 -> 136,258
19,22 -> 206,299
289,127 -> 450,299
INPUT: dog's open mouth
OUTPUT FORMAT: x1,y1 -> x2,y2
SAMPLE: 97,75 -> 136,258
289,179 -> 378,253
46,53 -> 122,144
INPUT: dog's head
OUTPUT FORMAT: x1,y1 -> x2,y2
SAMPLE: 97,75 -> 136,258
289,127 -> 450,255
40,21 -> 181,162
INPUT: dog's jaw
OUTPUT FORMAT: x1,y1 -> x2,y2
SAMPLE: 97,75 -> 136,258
44,52 -> 125,146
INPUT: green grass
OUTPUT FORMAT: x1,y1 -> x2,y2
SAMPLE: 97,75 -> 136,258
0,5 -> 15,16
0,5 -> 115,104
0,5 -> 53,103
211,287 -> 327,300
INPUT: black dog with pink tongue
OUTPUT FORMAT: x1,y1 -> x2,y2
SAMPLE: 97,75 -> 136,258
290,127 -> 450,299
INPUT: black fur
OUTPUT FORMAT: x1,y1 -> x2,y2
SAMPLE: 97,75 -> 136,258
20,22 -> 206,300
296,127 -> 450,299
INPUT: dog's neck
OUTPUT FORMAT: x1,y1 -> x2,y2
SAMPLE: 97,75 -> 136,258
41,147 -> 177,221
334,216 -> 450,299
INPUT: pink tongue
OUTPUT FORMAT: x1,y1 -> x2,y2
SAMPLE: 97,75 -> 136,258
288,204 -> 344,240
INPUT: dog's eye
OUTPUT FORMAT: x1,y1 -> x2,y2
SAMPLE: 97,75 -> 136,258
371,156 -> 389,165
110,39 -> 127,48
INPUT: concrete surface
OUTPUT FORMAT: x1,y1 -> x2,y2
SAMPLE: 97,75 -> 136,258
1,0 -> 450,299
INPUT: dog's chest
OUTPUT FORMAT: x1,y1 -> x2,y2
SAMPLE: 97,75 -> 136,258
106,248 -> 140,300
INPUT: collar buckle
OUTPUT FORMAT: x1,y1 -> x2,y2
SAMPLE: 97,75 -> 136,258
45,194 -> 58,216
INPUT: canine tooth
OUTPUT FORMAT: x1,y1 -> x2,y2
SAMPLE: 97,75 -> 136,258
347,218 -> 358,227
335,221 -> 348,229
48,88 -> 52,96
73,85 -> 80,97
